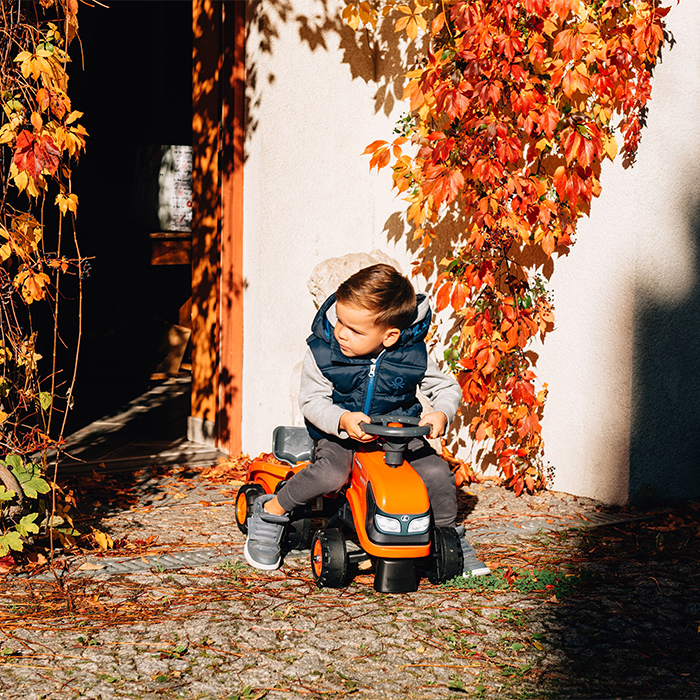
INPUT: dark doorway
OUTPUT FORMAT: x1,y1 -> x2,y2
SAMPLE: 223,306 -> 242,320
62,1 -> 193,433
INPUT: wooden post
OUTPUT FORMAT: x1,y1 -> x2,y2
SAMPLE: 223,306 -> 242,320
190,0 -> 244,452
218,0 -> 245,455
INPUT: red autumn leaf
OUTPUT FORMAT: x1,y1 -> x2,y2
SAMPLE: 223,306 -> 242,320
435,282 -> 452,312
14,130 -> 60,179
513,475 -> 524,497
451,282 -> 467,311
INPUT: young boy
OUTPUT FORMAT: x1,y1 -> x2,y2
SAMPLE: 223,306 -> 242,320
244,264 -> 486,575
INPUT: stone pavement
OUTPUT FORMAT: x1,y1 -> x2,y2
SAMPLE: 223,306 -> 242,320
0,380 -> 696,699
44,377 -> 640,579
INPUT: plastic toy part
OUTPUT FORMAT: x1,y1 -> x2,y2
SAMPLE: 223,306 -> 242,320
374,558 -> 418,593
235,483 -> 265,535
311,528 -> 348,588
360,415 -> 430,466
285,505 -> 313,551
272,426 -> 315,465
426,526 -> 464,584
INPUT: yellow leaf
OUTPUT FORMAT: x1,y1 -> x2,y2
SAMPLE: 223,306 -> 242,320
0,342 -> 11,364
55,192 -> 78,216
65,110 -> 83,125
542,19 -> 558,37
30,112 -> 42,130
0,124 -> 15,145
10,213 -> 43,259
0,411 -> 7,424
603,135 -> 618,161
11,167 -> 29,193
14,268 -> 50,304
92,528 -> 114,550
35,56 -> 53,79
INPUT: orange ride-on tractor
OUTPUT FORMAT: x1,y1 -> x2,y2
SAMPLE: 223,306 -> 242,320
235,415 -> 463,593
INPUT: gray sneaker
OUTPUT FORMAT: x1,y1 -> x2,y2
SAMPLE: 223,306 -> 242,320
243,494 -> 289,571
455,525 -> 491,577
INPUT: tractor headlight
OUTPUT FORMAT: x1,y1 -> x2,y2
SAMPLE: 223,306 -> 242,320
407,515 -> 431,533
375,514 -> 401,534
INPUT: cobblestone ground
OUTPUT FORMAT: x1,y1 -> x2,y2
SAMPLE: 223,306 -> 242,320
0,467 -> 697,699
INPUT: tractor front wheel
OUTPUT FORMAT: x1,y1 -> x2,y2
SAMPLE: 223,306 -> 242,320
235,483 -> 265,535
310,528 -> 348,588
427,526 -> 463,584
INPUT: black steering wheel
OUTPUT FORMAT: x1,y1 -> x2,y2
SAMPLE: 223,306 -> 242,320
359,415 -> 430,466
360,414 -> 430,438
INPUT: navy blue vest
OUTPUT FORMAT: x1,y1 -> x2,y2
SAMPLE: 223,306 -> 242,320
306,294 -> 430,440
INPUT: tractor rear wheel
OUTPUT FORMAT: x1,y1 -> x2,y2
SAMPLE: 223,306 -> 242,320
235,483 -> 265,535
286,508 -> 313,551
310,528 -> 348,588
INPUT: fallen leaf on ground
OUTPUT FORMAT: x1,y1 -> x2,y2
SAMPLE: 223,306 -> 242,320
78,561 -> 105,571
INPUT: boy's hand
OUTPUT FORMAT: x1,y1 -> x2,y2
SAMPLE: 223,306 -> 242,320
339,411 -> 375,442
419,411 -> 448,439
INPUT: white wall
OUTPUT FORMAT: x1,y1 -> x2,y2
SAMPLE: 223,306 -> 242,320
242,0 -> 412,454
242,0 -> 700,503
539,1 -> 700,503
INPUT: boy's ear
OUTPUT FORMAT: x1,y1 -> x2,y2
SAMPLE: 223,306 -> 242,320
382,327 -> 401,348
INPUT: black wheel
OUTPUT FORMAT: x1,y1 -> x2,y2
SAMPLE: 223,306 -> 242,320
427,526 -> 463,584
0,464 -> 23,520
235,483 -> 265,535
274,482 -> 313,551
286,508 -> 313,551
311,528 -> 348,588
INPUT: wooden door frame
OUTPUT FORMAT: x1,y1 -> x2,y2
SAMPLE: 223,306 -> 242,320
190,0 -> 244,454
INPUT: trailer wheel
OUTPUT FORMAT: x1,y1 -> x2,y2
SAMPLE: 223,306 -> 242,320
235,483 -> 265,535
311,528 -> 348,588
427,526 -> 463,584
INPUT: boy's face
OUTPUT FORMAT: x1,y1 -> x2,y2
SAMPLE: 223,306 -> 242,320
334,301 -> 400,358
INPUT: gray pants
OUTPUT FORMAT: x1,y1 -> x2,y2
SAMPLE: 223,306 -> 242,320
276,437 -> 457,528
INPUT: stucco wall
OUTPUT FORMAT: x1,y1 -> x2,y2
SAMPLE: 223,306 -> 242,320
241,0 -> 700,503
538,1 -> 700,503
242,0 -> 413,454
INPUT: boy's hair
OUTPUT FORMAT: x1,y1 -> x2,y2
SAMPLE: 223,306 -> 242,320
336,264 -> 417,330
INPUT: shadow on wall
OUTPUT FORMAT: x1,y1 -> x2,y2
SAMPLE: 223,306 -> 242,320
629,198 -> 700,503
246,0 -> 429,142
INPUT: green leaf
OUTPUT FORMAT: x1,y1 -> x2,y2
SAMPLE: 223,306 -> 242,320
0,485 -> 16,502
20,476 -> 50,499
39,391 -> 52,410
5,454 -> 22,472
0,531 -> 23,554
7,457 -> 50,498
16,513 -> 39,537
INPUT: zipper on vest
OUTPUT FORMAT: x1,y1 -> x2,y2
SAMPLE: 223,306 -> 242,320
363,350 -> 386,416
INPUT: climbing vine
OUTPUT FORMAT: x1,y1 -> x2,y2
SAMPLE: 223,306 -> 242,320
344,0 -> 671,493
0,0 -> 86,555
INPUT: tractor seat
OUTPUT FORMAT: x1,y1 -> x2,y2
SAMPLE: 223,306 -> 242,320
272,426 -> 315,465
